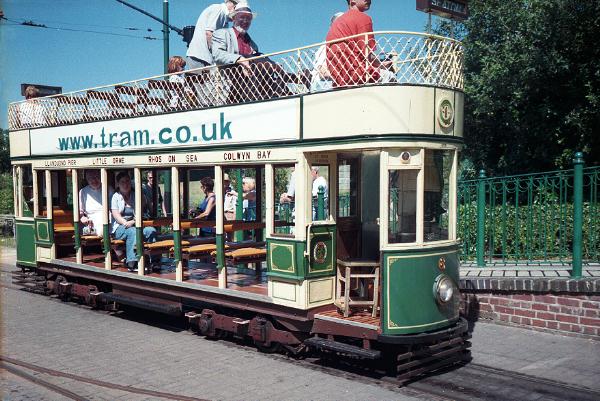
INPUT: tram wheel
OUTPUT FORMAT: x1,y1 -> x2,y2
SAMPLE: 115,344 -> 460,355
254,340 -> 281,354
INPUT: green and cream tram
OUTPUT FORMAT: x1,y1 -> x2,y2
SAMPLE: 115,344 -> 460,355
8,31 -> 469,379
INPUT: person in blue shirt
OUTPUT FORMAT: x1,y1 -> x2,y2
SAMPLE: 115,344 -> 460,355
193,177 -> 217,236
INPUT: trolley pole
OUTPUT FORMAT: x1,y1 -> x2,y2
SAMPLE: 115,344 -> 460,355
476,169 -> 486,267
571,152 -> 584,278
163,0 -> 169,74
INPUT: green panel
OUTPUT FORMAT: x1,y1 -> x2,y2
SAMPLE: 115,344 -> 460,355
216,233 -> 225,269
173,229 -> 182,264
382,246 -> 460,335
16,219 -> 36,266
307,224 -> 336,278
267,238 -> 306,280
34,218 -> 54,247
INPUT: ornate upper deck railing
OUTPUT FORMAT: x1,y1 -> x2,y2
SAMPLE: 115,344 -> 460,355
8,31 -> 463,131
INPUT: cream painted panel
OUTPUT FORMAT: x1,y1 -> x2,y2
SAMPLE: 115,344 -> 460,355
303,86 -> 435,139
270,280 -> 297,302
37,246 -> 53,261
9,130 -> 30,157
308,277 -> 334,305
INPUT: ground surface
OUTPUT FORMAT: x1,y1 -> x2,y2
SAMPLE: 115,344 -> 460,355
1,246 -> 599,400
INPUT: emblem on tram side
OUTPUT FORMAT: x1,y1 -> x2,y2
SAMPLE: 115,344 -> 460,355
313,241 -> 328,264
438,257 -> 446,271
438,98 -> 454,129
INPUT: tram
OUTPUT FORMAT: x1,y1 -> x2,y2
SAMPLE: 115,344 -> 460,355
8,31 -> 469,380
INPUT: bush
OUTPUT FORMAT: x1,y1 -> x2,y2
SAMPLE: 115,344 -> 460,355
0,173 -> 13,214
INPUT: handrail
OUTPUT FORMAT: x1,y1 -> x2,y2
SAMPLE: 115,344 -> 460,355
8,31 -> 464,131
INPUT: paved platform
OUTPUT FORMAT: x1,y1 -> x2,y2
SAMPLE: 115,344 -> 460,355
2,247 -> 600,400
461,263 -> 600,278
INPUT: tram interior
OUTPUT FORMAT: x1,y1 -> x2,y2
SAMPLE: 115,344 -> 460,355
33,148 -> 452,302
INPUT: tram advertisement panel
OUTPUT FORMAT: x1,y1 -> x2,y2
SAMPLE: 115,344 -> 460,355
29,98 -> 300,156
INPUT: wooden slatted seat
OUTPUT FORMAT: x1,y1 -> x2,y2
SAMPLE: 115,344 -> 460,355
145,239 -> 191,250
212,247 -> 267,265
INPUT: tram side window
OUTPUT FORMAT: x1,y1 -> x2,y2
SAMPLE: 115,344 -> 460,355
338,162 -> 357,218
35,170 -> 45,216
20,166 -> 34,217
424,150 -> 453,242
141,169 -> 169,218
274,166 -> 295,235
311,165 -> 329,221
389,169 -> 418,243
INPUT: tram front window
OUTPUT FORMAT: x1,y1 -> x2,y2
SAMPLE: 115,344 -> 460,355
274,166 -> 295,235
20,165 -> 34,217
389,169 -> 418,243
424,150 -> 453,242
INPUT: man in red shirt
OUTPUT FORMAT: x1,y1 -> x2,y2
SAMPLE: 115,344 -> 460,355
326,0 -> 383,87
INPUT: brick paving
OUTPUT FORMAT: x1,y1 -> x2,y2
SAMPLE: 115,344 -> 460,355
2,246 -> 600,400
0,247 -> 420,401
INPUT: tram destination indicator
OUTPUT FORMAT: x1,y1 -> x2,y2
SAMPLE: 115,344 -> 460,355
416,0 -> 469,21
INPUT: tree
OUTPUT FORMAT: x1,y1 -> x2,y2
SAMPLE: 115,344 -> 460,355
437,0 -> 600,175
0,129 -> 10,173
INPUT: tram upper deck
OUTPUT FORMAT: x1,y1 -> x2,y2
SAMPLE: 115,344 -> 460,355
8,31 -> 463,158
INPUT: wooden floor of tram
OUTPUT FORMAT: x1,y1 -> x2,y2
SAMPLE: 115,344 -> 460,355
62,254 -> 268,295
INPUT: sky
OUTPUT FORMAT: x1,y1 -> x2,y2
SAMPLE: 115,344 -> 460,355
0,0 -> 438,129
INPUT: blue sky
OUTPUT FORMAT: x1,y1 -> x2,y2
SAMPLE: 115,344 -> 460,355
0,0 -> 436,129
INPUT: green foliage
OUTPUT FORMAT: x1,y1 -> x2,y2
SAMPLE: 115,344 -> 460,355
0,129 -> 10,173
459,201 -> 599,262
437,0 -> 600,175
0,173 -> 14,214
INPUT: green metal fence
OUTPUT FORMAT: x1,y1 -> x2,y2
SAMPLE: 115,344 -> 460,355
458,154 -> 599,272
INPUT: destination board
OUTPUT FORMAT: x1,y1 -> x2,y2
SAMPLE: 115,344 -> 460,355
416,0 -> 469,21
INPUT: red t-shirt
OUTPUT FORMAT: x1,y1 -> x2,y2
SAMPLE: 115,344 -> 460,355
325,9 -> 379,87
235,29 -> 254,57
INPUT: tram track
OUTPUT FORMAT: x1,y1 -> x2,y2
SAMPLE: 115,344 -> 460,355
1,356 -> 210,401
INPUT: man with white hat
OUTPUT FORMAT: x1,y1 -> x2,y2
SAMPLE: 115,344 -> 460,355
186,0 -> 239,70
211,1 -> 259,69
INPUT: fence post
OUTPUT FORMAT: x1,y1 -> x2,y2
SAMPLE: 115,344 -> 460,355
477,169 -> 486,267
571,152 -> 584,278
316,186 -> 325,221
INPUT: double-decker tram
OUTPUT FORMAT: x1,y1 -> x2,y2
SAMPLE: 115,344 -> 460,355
8,31 -> 469,380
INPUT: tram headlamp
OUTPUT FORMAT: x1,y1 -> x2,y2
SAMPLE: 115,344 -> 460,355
433,275 -> 454,304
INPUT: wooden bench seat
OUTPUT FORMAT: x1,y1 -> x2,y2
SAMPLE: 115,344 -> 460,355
211,247 -> 267,265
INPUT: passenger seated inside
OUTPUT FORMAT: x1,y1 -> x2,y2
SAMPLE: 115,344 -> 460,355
142,171 -> 167,217
191,176 -> 216,236
111,171 -> 157,271
80,169 -> 113,237
227,176 -> 256,220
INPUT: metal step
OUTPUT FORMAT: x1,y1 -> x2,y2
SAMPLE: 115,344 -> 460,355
304,337 -> 381,359
100,292 -> 182,316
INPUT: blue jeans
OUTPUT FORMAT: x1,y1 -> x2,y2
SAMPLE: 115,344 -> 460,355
114,225 -> 157,263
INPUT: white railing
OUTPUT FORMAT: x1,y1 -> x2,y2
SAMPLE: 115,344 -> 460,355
8,31 -> 463,131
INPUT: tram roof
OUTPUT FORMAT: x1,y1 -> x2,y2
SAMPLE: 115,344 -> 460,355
8,31 -> 464,133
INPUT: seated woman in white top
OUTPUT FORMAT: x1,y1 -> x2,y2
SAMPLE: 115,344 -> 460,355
111,171 -> 157,271
79,169 -> 113,237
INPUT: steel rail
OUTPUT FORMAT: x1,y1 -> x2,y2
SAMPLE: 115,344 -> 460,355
1,356 -> 210,401
1,361 -> 88,401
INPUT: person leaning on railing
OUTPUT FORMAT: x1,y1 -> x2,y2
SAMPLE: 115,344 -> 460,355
17,86 -> 47,128
326,0 -> 395,87
167,56 -> 195,110
310,12 -> 344,93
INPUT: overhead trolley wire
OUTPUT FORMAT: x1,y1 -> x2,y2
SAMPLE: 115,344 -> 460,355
0,16 -> 160,40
